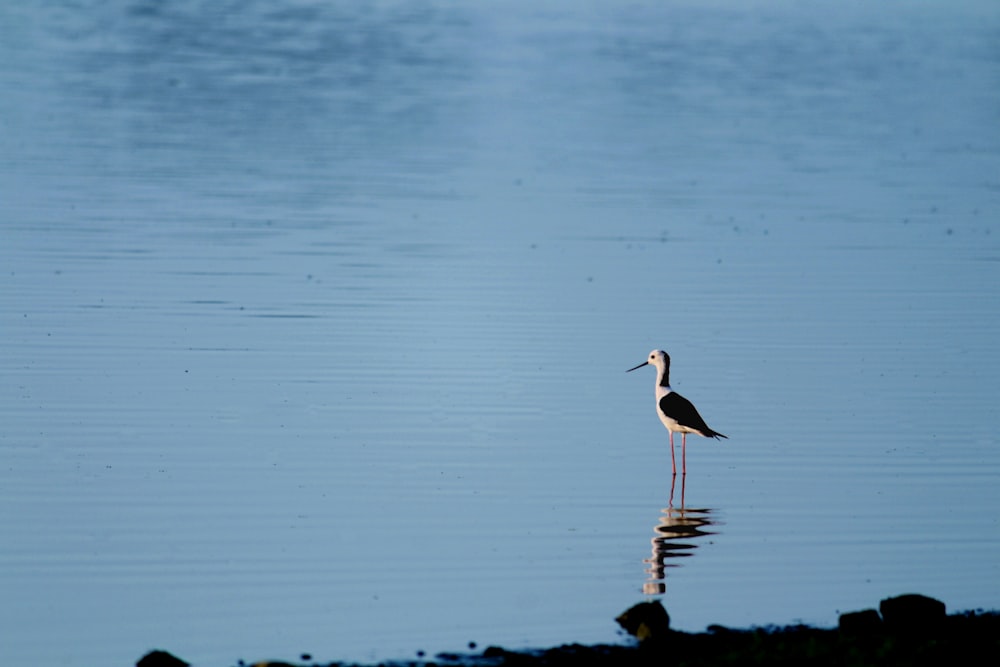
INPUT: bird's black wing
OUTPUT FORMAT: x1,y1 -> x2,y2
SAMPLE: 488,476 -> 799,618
659,392 -> 727,439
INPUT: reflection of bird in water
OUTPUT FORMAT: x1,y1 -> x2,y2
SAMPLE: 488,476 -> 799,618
643,475 -> 718,595
627,349 -> 727,476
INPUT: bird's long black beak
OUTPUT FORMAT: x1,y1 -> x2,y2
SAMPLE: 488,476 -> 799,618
626,361 -> 649,373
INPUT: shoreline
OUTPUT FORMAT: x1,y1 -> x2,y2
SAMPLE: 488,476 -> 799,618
137,594 -> 1000,667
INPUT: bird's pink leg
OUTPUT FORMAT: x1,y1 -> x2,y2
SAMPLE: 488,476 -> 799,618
669,431 -> 677,476
681,433 -> 687,476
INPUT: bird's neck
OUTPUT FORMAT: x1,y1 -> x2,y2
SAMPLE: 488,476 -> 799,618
656,364 -> 671,389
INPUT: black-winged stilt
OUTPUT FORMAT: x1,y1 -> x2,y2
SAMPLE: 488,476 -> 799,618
627,349 -> 727,476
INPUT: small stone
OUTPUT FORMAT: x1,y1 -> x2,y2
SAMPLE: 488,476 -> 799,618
616,600 -> 670,643
482,646 -> 514,659
137,651 -> 189,667
839,608 -> 883,634
879,593 -> 946,633
707,624 -> 735,634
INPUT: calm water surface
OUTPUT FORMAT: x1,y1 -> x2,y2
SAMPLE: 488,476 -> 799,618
2,1 -> 1000,665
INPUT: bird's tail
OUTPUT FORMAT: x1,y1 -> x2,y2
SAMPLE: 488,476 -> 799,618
706,429 -> 728,440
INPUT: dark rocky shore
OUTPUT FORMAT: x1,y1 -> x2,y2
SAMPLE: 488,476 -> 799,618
138,594 -> 1000,667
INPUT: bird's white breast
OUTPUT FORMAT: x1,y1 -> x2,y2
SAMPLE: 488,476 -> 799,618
654,386 -> 697,434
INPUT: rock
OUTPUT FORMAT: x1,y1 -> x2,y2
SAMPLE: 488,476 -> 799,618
136,650 -> 189,667
616,601 -> 670,643
839,608 -> 883,634
879,594 -> 946,633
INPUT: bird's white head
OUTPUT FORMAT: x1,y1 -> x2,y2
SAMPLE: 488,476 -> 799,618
627,349 -> 670,373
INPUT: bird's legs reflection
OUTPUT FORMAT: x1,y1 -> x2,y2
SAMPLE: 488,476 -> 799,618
643,477 -> 717,595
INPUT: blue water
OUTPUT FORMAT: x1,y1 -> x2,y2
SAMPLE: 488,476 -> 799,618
2,1 -> 999,665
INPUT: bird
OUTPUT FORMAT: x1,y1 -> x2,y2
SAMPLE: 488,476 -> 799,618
627,349 -> 727,476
